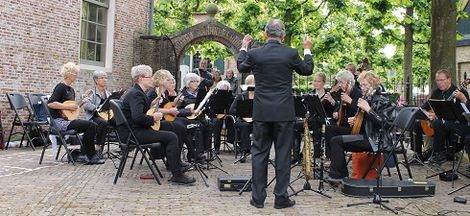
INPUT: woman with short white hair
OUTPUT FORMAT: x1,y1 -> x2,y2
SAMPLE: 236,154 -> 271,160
215,80 -> 231,90
47,62 -> 104,165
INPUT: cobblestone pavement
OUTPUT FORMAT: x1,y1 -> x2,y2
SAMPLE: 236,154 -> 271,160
0,147 -> 468,216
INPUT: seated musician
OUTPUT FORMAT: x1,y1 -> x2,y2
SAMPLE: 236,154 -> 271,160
177,73 -> 213,160
82,70 -> 112,158
328,71 -> 393,180
292,72 -> 334,162
229,75 -> 255,162
118,65 -> 195,184
148,69 -> 195,163
412,69 -> 469,163
324,70 -> 362,158
211,80 -> 235,154
224,68 -> 239,96
47,62 -> 104,165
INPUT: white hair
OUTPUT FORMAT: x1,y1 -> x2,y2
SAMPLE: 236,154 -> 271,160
245,74 -> 255,85
93,70 -> 107,80
183,73 -> 200,87
60,62 -> 79,77
216,80 -> 231,90
335,70 -> 355,86
131,65 -> 152,81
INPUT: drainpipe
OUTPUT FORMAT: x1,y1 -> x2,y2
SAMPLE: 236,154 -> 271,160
148,0 -> 155,35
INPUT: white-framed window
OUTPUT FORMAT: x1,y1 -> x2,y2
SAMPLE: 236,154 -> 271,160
80,0 -> 108,66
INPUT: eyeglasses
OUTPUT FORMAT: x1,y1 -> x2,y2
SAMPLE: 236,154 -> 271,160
190,80 -> 199,83
141,75 -> 152,79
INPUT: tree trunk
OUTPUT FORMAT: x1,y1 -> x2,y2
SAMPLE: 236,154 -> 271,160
430,0 -> 457,90
403,7 -> 413,104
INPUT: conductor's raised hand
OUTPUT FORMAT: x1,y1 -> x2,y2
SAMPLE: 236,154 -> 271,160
303,36 -> 312,50
241,34 -> 253,49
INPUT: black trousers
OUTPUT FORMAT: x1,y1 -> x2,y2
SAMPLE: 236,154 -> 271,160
132,129 -> 182,174
235,120 -> 252,153
329,134 -> 373,179
212,117 -> 235,151
175,117 -> 211,156
67,119 -> 97,158
324,125 -> 351,158
251,121 -> 293,204
90,116 -> 109,146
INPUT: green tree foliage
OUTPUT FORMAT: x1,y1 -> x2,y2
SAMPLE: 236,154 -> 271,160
153,0 -> 459,93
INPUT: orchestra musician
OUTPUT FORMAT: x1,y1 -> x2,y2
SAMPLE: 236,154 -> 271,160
328,71 -> 393,180
210,80 -> 236,154
412,69 -> 469,163
324,70 -> 362,158
118,65 -> 195,185
47,62 -> 104,165
147,69 -> 194,165
177,72 -> 213,160
229,75 -> 255,162
82,70 -> 112,158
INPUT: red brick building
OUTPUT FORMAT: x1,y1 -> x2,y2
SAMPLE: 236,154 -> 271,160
1,0 -> 151,137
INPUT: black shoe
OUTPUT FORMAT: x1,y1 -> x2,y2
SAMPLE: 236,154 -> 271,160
274,198 -> 295,209
179,162 -> 192,173
250,199 -> 264,208
169,173 -> 196,185
325,176 -> 343,188
86,154 -> 105,165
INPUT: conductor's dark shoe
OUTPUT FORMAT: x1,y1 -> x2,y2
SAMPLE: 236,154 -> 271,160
169,173 -> 196,185
274,198 -> 295,209
250,199 -> 264,208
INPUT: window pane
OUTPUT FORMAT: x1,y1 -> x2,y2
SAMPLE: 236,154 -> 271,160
87,42 -> 96,61
81,21 -> 87,39
96,26 -> 105,43
80,41 -> 88,59
87,23 -> 96,41
97,7 -> 106,24
88,3 -> 97,22
81,2 -> 89,20
96,44 -> 102,62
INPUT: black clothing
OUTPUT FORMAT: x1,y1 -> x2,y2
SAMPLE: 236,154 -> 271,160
49,83 -> 75,119
49,83 -> 97,158
413,84 -> 469,156
229,92 -> 254,153
237,40 -> 313,204
328,91 -> 394,179
237,40 -> 313,122
118,84 -> 183,174
335,85 -> 362,128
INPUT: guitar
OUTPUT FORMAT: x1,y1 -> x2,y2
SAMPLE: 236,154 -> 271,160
97,110 -> 113,121
162,91 -> 184,122
186,88 -> 215,120
146,92 -> 162,131
60,90 -> 92,121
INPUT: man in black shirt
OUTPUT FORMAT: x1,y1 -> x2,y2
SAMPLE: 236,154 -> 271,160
118,65 -> 195,185
47,62 -> 103,165
412,69 -> 469,163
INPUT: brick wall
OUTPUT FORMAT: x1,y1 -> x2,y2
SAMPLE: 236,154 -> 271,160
0,0 -> 149,141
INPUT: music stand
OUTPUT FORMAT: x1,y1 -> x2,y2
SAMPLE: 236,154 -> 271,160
98,90 -> 124,162
211,90 -> 235,152
233,98 -> 253,164
289,94 -> 331,198
426,99 -> 469,188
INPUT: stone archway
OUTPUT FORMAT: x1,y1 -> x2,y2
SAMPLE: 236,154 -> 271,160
135,19 -> 244,84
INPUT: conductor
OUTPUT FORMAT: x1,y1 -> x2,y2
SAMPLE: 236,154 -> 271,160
237,19 -> 313,209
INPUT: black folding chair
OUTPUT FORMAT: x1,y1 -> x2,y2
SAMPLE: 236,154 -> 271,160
361,107 -> 417,180
5,93 -> 47,150
38,96 -> 82,165
109,99 -> 164,185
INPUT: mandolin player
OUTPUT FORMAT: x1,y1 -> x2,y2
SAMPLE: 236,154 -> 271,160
412,69 -> 469,164
81,70 -> 113,159
47,62 -> 104,165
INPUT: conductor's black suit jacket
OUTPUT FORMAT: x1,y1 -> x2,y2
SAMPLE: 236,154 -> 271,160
237,40 -> 313,122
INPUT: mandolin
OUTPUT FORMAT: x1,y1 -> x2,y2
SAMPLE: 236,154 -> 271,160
163,91 -> 184,122
146,92 -> 162,131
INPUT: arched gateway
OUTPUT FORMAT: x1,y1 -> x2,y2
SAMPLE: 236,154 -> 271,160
135,19 -> 244,84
